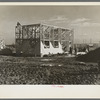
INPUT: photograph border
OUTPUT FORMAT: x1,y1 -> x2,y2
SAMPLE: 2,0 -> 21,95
0,2 -> 100,99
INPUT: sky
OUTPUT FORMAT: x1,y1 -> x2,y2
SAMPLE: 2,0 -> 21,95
0,6 -> 100,44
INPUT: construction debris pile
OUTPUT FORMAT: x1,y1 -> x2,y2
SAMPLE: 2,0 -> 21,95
76,47 -> 100,62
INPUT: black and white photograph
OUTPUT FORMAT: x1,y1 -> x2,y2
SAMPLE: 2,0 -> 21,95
0,3 -> 100,85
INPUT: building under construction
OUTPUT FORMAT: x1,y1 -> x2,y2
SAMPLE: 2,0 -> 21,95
15,22 -> 74,57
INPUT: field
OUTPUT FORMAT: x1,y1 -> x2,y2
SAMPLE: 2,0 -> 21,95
0,55 -> 100,84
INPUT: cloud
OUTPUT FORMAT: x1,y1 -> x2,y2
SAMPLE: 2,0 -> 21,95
41,15 -> 69,23
70,18 -> 90,26
41,16 -> 100,28
70,18 -> 100,27
49,16 -> 68,21
40,15 -> 72,28
85,22 -> 100,26
72,18 -> 90,24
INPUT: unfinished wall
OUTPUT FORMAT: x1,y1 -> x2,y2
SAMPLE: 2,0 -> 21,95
40,24 -> 74,56
15,23 -> 41,56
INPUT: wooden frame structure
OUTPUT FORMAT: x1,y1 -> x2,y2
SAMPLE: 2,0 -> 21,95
15,22 -> 74,57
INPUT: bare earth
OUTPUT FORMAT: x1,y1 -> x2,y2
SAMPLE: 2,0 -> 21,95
0,55 -> 100,84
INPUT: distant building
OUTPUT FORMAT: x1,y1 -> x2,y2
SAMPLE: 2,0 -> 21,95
0,39 -> 5,50
15,22 -> 74,57
74,43 -> 99,53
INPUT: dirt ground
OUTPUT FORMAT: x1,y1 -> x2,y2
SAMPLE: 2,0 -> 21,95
0,55 -> 100,84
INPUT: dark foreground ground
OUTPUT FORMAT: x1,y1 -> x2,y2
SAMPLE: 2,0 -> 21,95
0,55 -> 100,84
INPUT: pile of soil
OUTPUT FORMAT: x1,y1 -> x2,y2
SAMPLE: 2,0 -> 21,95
0,48 -> 12,56
76,47 -> 100,63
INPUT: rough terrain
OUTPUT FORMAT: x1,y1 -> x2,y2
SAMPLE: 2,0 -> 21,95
0,55 -> 100,84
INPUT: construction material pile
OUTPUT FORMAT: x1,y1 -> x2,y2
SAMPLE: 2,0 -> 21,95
76,47 -> 100,63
